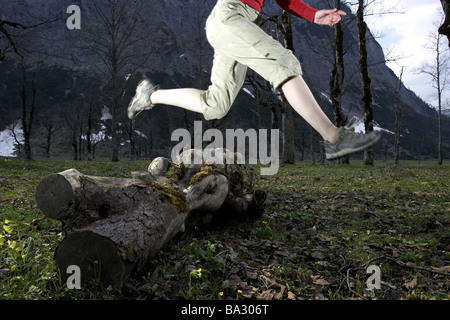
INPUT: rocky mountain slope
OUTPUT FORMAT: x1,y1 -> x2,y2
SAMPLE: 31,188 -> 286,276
0,0 -> 448,160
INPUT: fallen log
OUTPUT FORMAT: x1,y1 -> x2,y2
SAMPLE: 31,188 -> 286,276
35,149 -> 266,287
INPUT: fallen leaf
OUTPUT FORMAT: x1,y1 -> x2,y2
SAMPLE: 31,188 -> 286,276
245,269 -> 258,280
314,233 -> 332,243
274,250 -> 290,257
311,275 -> 330,286
259,290 -> 274,300
311,250 -> 325,259
315,260 -> 329,268
432,266 -> 450,273
287,291 -> 296,300
267,283 -> 286,300
221,274 -> 246,290
404,277 -> 418,290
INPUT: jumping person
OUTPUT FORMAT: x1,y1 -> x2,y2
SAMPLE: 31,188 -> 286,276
128,0 -> 380,160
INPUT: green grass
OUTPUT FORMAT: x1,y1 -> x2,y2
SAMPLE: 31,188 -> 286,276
0,158 -> 449,300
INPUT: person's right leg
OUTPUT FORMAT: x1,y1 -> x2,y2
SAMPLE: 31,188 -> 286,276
149,50 -> 247,120
150,88 -> 203,114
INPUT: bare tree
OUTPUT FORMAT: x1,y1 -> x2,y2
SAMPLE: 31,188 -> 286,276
248,11 -> 296,164
19,62 -> 37,160
7,120 -> 23,157
77,0 -> 154,162
356,0 -> 375,165
0,19 -> 49,61
43,120 -> 56,158
393,67 -> 404,165
280,12 -> 295,164
1,16 -> 50,160
329,0 -> 350,164
85,102 -> 97,160
245,71 -> 281,130
419,19 -> 449,165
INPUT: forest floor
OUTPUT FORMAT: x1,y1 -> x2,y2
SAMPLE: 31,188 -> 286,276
0,158 -> 449,301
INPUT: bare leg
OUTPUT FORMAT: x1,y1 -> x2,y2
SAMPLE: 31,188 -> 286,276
150,88 -> 204,114
149,76 -> 339,143
281,75 -> 339,143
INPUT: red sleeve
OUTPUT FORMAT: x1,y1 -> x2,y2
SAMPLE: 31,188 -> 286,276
276,0 -> 318,23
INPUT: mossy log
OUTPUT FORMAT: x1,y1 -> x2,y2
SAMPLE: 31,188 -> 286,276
35,149 -> 266,287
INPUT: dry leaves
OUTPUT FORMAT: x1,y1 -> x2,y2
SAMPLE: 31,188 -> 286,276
311,275 -> 330,286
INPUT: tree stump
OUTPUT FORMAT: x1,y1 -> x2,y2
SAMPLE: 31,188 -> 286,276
35,149 -> 266,287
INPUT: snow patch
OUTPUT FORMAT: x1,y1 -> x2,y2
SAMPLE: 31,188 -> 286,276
354,122 -> 394,135
0,123 -> 24,157
101,106 -> 112,121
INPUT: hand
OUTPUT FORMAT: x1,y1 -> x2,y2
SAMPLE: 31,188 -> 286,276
314,9 -> 346,26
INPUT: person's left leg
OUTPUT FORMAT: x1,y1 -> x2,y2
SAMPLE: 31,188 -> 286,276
281,75 -> 339,143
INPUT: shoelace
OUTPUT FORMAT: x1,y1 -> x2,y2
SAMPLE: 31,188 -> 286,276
343,116 -> 362,131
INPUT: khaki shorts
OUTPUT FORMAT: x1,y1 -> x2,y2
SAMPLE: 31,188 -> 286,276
200,0 -> 303,121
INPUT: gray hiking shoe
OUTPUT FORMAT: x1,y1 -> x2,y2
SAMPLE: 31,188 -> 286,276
127,79 -> 160,119
324,127 -> 381,160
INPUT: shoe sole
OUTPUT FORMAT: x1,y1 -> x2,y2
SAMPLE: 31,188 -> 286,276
128,80 -> 159,119
326,134 -> 381,160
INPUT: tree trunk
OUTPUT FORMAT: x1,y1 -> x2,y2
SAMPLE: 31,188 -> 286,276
394,106 -> 401,165
66,110 -> 82,161
357,0 -> 375,165
330,0 -> 349,164
36,150 -> 266,287
44,121 -> 55,158
394,68 -> 404,165
36,168 -> 186,286
437,39 -> 443,165
110,75 -> 120,163
20,63 -> 36,161
281,12 -> 295,164
86,103 -> 94,160
438,102 -> 443,165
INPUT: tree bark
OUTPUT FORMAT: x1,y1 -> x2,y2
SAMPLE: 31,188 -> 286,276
330,0 -> 349,164
394,68 -> 404,165
281,12 -> 295,164
436,37 -> 444,166
36,150 -> 266,287
20,62 -> 36,161
357,0 -> 375,165
43,121 -> 54,158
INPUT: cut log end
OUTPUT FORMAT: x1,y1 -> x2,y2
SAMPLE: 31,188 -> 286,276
35,173 -> 76,220
56,230 -> 130,286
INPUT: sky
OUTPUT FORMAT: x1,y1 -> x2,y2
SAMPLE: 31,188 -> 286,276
359,0 -> 449,109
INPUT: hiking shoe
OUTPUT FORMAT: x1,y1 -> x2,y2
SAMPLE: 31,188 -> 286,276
324,127 -> 381,160
127,79 -> 160,119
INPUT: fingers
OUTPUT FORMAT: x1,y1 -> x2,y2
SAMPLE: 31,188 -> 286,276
314,9 -> 347,26
330,13 -> 342,25
327,9 -> 346,26
321,9 -> 347,16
